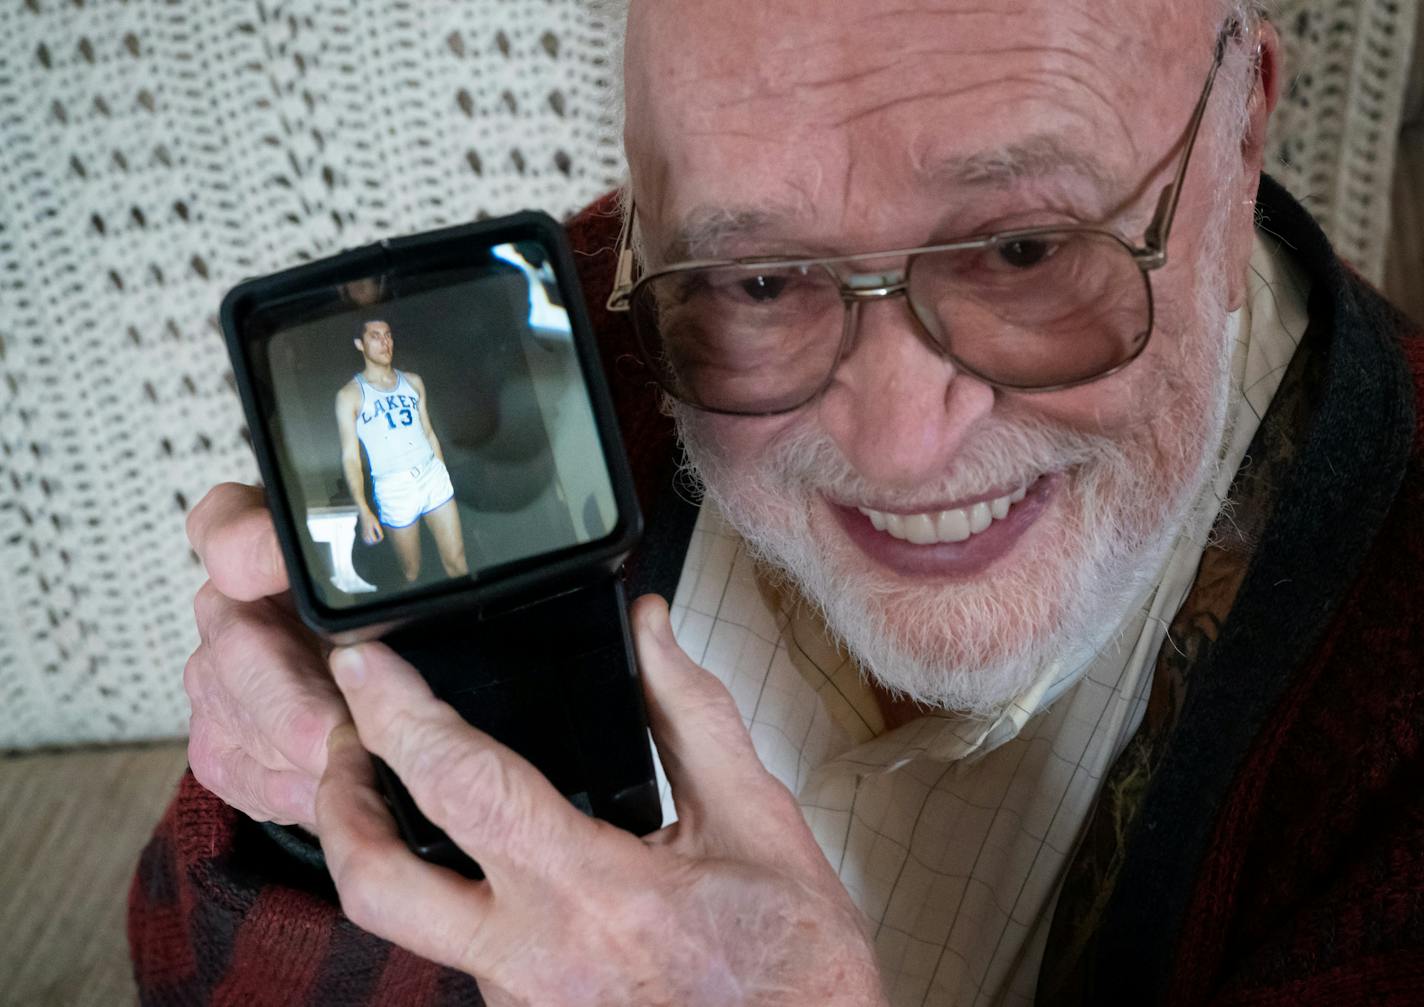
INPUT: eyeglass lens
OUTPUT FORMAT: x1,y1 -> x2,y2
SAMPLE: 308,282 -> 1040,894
630,229 -> 1152,415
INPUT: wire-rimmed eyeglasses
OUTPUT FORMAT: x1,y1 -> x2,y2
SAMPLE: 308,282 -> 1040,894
606,22 -> 1239,416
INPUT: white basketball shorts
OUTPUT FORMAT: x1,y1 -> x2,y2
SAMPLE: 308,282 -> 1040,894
371,457 -> 455,529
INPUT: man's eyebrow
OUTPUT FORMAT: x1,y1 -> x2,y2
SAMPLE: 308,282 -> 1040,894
658,207 -> 798,264
920,133 -> 1121,192
658,136 -> 1121,263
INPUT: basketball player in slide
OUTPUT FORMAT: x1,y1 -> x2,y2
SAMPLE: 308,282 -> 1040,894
335,320 -> 469,584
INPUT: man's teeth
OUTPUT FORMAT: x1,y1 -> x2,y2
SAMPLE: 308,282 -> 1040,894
858,485 -> 1028,545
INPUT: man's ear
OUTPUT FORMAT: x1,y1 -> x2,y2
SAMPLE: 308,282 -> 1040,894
354,337 -> 364,352
1226,19 -> 1282,310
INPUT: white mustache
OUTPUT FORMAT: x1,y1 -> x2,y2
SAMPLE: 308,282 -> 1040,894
729,413 -> 1131,515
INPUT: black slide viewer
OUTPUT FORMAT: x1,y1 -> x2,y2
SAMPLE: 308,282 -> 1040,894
220,212 -> 662,876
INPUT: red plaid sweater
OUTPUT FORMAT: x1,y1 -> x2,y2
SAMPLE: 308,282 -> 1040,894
128,178 -> 1424,1004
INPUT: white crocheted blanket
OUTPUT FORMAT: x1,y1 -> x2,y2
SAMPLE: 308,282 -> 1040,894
1,0 -> 1416,747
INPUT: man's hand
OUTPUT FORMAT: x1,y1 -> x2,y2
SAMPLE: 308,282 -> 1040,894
185,483 -> 352,831
358,507 -> 384,545
317,595 -> 888,1007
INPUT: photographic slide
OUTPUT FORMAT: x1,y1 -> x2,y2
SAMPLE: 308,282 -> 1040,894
256,243 -> 618,610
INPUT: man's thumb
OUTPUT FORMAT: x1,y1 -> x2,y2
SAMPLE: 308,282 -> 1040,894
629,595 -> 775,814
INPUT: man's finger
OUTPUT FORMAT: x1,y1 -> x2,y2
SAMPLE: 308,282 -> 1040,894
630,595 -> 806,843
203,602 -> 349,777
188,714 -> 321,828
187,483 -> 288,601
317,724 -> 492,972
631,594 -> 772,788
328,642 -> 599,876
183,642 -> 212,708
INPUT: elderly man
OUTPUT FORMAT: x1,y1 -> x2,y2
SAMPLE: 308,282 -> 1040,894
130,0 -> 1424,1004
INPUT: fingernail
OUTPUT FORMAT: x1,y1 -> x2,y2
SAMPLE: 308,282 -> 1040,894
648,600 -> 678,652
331,646 -> 367,689
326,722 -> 360,755
658,615 -> 676,651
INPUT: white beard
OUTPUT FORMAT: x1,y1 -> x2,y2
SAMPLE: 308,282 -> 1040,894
672,232 -> 1238,717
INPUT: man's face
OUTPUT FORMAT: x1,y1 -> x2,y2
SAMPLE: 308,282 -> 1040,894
624,0 -> 1267,711
356,322 -> 394,366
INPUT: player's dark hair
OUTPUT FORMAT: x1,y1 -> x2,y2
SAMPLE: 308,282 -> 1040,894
360,319 -> 390,337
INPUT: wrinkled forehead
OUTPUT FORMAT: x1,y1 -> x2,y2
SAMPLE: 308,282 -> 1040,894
625,0 -> 1216,257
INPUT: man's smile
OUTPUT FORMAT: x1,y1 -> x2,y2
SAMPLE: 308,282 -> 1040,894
828,473 -> 1059,578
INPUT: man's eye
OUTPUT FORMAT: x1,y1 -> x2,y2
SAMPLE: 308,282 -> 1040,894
738,274 -> 788,301
996,239 -> 1057,269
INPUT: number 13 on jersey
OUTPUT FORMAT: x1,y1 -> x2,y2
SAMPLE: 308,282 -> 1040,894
385,408 -> 414,430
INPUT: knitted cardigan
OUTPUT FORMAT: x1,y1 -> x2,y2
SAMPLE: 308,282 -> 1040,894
128,177 -> 1424,1005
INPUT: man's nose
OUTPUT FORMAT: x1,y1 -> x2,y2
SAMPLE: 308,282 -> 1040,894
814,297 -> 994,491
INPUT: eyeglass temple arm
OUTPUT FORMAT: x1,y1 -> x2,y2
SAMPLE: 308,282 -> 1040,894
607,200 -> 638,312
1140,23 -> 1235,269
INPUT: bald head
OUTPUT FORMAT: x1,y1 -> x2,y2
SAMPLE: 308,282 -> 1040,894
627,2 -> 1260,267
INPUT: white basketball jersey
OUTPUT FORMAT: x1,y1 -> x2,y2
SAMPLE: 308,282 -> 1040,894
354,371 -> 435,477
